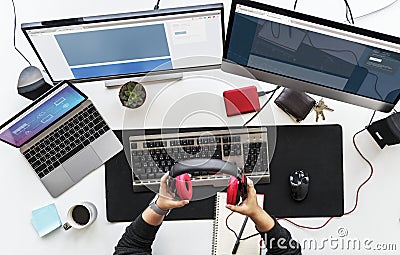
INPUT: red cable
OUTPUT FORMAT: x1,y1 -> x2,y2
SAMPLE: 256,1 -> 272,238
278,128 -> 374,229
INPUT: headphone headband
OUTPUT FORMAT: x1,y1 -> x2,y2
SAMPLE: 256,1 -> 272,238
170,159 -> 241,179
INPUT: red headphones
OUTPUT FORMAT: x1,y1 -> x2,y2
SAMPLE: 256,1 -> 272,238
169,159 -> 247,205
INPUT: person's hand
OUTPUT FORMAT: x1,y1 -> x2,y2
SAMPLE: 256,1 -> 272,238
156,172 -> 189,211
225,178 -> 263,219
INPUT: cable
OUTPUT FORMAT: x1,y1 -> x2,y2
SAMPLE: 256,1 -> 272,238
344,0 -> 355,24
257,88 -> 279,97
243,86 -> 281,127
344,128 -> 374,216
225,212 -> 261,240
278,113 -> 375,229
154,0 -> 161,10
368,110 -> 377,126
293,0 -> 354,24
240,232 -> 259,241
11,0 -> 31,66
226,211 -> 239,239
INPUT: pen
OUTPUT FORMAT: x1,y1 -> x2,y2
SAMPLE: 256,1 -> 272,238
232,216 -> 249,254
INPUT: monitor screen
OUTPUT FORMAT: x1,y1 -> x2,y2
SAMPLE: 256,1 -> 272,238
0,82 -> 86,147
222,0 -> 400,112
22,4 -> 224,83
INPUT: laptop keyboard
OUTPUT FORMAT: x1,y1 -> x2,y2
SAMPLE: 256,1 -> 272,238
129,127 -> 270,192
23,104 -> 110,178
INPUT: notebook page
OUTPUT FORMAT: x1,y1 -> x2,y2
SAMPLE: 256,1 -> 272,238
212,192 -> 264,255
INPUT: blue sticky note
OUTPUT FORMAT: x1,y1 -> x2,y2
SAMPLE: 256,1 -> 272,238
31,203 -> 62,237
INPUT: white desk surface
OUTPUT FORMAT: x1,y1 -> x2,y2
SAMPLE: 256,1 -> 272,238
1,0 -> 400,254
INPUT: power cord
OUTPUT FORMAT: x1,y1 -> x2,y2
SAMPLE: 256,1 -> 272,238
11,0 -> 31,66
226,211 -> 260,241
154,0 -> 161,10
243,86 -> 281,127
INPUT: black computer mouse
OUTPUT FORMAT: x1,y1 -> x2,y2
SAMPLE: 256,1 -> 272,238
289,170 -> 309,201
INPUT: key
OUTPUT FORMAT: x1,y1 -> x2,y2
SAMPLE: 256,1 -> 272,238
313,99 -> 334,122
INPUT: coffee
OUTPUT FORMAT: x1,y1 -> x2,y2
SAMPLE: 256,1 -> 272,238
71,205 -> 90,225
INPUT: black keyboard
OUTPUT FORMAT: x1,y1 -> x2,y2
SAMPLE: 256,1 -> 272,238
23,104 -> 110,178
129,127 -> 270,192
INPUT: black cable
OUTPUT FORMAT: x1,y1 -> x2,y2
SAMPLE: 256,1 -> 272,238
368,110 -> 376,126
225,211 -> 239,239
243,86 -> 281,127
294,0 -> 354,24
257,88 -> 279,97
240,232 -> 259,241
154,0 -> 161,10
343,0 -> 355,24
11,0 -> 31,66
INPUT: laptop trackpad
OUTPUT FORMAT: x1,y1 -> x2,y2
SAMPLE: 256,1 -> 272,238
63,146 -> 102,183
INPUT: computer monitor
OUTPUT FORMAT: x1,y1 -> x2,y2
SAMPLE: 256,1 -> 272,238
22,4 -> 224,86
222,0 -> 400,112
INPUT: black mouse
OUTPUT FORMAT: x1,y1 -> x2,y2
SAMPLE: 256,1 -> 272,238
289,170 -> 309,201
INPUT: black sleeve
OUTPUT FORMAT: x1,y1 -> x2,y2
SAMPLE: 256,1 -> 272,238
259,217 -> 302,255
113,214 -> 161,255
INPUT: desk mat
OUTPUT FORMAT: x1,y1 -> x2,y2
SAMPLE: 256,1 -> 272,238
105,125 -> 343,222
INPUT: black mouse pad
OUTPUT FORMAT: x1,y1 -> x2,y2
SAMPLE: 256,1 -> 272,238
105,125 -> 343,222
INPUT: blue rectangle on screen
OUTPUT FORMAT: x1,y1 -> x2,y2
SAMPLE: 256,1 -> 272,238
175,31 -> 187,35
71,58 -> 173,79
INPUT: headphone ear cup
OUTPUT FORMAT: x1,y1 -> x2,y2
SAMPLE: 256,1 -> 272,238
175,173 -> 193,201
227,176 -> 239,205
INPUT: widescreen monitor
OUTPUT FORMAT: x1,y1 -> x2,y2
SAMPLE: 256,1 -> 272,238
22,4 -> 224,85
222,0 -> 400,112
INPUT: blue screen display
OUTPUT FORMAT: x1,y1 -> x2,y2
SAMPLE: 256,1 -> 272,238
55,24 -> 172,79
0,85 -> 85,147
227,13 -> 400,103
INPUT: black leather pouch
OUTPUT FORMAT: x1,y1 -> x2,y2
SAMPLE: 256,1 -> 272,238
274,88 -> 316,122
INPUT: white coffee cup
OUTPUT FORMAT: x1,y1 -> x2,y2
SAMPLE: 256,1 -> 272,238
63,202 -> 97,230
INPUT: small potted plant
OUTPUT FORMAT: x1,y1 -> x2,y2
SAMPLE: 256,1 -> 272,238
118,81 -> 147,109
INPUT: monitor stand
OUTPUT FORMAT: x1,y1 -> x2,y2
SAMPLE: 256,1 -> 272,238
104,73 -> 183,87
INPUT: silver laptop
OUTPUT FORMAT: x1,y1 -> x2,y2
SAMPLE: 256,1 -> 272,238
0,80 -> 122,197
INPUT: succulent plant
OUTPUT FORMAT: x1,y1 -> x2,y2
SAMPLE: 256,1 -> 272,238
119,81 -> 146,109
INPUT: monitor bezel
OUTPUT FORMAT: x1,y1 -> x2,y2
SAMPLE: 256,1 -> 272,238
21,3 -> 225,84
222,0 -> 400,112
0,80 -> 88,148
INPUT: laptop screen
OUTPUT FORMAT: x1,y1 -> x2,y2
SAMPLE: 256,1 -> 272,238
0,82 -> 86,147
22,4 -> 224,83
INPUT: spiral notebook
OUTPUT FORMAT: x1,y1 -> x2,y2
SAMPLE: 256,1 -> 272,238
212,192 -> 264,255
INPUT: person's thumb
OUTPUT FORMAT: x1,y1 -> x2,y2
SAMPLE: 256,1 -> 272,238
173,200 -> 189,208
226,204 -> 242,213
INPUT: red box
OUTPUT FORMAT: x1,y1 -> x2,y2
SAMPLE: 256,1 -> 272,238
223,86 -> 260,116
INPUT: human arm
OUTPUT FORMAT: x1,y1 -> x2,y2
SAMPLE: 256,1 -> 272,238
114,173 -> 189,255
226,179 -> 301,255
